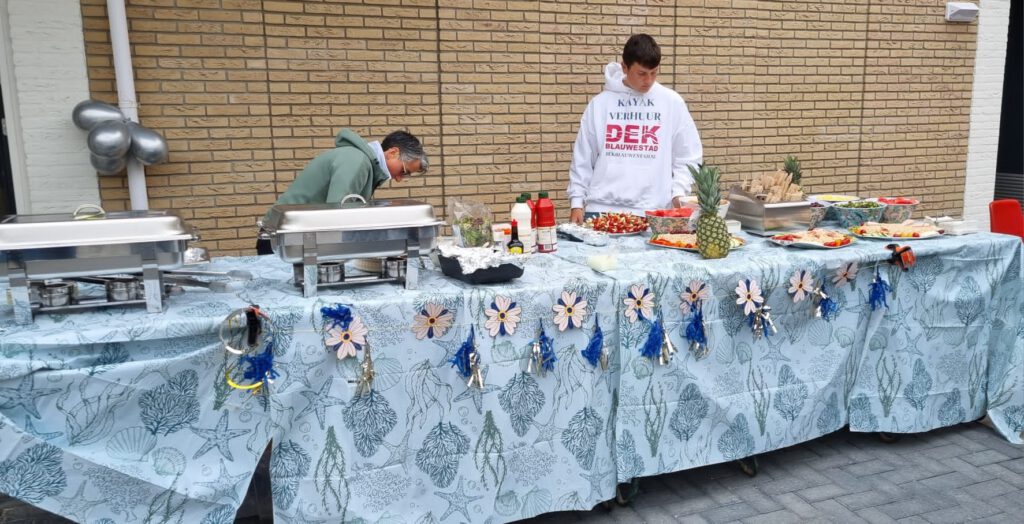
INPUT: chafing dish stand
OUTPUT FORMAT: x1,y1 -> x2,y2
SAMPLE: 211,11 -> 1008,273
1,209 -> 196,324
261,197 -> 442,297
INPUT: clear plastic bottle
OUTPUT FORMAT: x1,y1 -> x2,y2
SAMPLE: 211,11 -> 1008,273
521,192 -> 536,229
510,196 -> 535,253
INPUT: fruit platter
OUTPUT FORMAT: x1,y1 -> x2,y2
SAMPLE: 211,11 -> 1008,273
649,233 -> 746,252
585,212 -> 648,235
849,221 -> 944,240
770,229 -> 856,249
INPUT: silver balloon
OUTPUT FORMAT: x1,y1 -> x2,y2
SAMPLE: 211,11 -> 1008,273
87,120 -> 132,158
128,122 -> 169,165
90,152 -> 127,175
72,100 -> 123,130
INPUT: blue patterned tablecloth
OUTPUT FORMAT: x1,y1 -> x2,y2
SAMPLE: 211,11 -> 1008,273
0,232 -> 1020,524
555,233 -> 1024,481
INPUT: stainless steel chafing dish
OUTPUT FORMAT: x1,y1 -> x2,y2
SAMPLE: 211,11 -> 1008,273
261,197 -> 442,296
0,207 -> 196,323
726,186 -> 811,235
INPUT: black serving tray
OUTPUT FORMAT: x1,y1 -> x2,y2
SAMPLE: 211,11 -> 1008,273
436,254 -> 524,284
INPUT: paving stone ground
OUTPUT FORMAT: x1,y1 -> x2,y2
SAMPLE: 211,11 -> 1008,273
1,422 -> 1021,523
521,422 -> 1023,524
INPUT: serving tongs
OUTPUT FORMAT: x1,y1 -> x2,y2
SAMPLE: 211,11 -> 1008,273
69,269 -> 252,294
163,268 -> 252,293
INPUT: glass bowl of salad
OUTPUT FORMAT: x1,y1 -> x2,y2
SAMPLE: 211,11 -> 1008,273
833,200 -> 887,228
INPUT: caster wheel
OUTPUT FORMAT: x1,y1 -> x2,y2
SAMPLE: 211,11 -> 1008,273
615,478 -> 640,506
737,456 -> 759,477
878,432 -> 901,443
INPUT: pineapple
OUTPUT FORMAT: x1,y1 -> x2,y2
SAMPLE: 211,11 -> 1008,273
689,164 -> 731,259
783,155 -> 802,186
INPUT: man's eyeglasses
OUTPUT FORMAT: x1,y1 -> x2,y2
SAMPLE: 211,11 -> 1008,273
400,160 -> 422,177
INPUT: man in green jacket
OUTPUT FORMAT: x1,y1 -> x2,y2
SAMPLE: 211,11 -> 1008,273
256,128 -> 429,255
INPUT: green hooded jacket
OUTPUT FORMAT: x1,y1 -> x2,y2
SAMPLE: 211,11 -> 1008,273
267,129 -> 390,216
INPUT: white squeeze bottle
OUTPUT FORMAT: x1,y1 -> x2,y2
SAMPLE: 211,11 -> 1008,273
510,195 -> 535,253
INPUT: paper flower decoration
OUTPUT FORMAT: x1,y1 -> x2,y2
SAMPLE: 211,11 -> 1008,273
412,302 -> 454,340
680,279 -> 710,314
623,284 -> 655,323
484,295 -> 522,337
789,270 -> 814,303
833,261 -> 859,288
552,290 -> 588,331
735,279 -> 764,317
325,316 -> 368,359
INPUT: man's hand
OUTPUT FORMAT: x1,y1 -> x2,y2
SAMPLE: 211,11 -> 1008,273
672,196 -> 684,208
570,208 -> 584,224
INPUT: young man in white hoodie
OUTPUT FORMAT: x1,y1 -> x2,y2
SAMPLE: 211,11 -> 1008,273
567,34 -> 703,223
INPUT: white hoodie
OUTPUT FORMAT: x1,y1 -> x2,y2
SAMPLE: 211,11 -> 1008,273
567,62 -> 703,215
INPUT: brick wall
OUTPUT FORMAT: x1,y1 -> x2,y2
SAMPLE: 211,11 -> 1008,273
80,0 -> 981,255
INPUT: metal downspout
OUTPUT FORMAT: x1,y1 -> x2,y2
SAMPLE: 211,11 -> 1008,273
106,0 -> 147,210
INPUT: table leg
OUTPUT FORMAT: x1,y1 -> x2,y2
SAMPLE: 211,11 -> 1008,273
737,455 -> 759,477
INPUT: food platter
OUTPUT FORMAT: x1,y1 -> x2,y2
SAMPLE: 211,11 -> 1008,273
848,222 -> 944,240
603,230 -> 644,237
769,229 -> 856,250
849,231 -> 944,241
648,233 -> 745,252
809,194 -> 860,204
584,212 -> 648,235
577,225 -> 643,237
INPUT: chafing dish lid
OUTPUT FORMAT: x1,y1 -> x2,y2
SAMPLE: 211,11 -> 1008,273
0,210 -> 193,250
264,199 -> 442,233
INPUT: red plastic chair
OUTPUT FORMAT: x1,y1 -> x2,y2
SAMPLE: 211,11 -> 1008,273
989,199 -> 1024,240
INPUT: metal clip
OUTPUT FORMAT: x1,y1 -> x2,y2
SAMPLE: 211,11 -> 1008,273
527,339 -> 541,375
812,286 -> 827,318
659,329 -> 677,366
355,344 -> 375,396
753,305 -> 777,341
467,351 -> 485,389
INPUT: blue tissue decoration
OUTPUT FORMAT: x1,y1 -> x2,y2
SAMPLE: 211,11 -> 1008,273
819,283 -> 840,321
685,303 -> 707,347
640,316 -> 664,359
869,268 -> 892,311
581,316 -> 604,368
321,303 -> 354,330
538,321 -> 557,372
449,326 -> 475,378
240,339 -> 278,386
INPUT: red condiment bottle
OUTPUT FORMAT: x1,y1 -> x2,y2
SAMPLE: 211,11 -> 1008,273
535,191 -> 557,253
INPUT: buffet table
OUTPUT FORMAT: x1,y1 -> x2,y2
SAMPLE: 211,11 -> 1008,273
0,232 -> 1021,523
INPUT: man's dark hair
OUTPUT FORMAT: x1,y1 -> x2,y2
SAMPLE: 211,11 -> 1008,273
622,34 -> 661,69
382,130 -> 429,173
